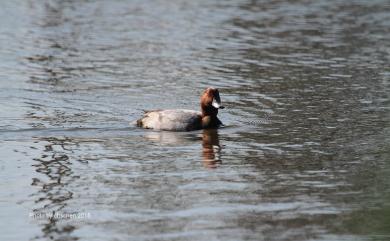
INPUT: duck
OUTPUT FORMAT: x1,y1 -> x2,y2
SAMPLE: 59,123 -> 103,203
136,87 -> 225,131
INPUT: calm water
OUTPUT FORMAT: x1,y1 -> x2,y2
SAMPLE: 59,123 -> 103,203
1,0 -> 390,240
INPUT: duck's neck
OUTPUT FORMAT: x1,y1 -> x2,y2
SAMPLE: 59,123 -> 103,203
201,104 -> 218,117
201,105 -> 220,128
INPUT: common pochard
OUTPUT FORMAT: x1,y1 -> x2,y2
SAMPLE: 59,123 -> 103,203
136,87 -> 224,131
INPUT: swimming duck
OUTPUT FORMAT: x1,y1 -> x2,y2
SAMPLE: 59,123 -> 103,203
136,87 -> 224,131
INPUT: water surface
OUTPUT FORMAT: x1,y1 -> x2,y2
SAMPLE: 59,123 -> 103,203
1,0 -> 390,240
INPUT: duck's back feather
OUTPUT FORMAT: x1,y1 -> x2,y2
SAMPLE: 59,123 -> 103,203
137,109 -> 202,131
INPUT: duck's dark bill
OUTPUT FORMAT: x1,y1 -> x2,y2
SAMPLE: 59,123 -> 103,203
212,102 -> 224,109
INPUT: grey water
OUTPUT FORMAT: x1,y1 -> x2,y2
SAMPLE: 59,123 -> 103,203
1,0 -> 390,240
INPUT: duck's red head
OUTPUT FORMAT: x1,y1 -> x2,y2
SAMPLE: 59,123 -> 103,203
200,87 -> 225,117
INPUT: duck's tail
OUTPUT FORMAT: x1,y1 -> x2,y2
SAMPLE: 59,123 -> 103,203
136,118 -> 143,127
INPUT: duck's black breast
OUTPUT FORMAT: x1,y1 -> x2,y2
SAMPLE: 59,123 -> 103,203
201,115 -> 223,129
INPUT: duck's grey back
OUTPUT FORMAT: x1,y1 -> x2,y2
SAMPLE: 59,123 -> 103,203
137,109 -> 202,131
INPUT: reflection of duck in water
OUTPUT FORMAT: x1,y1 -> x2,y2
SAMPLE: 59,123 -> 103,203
202,129 -> 222,168
136,88 -> 224,131
143,131 -> 198,145
142,129 -> 223,168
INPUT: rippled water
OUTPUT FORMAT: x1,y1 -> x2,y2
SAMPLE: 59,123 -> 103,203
1,0 -> 390,240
